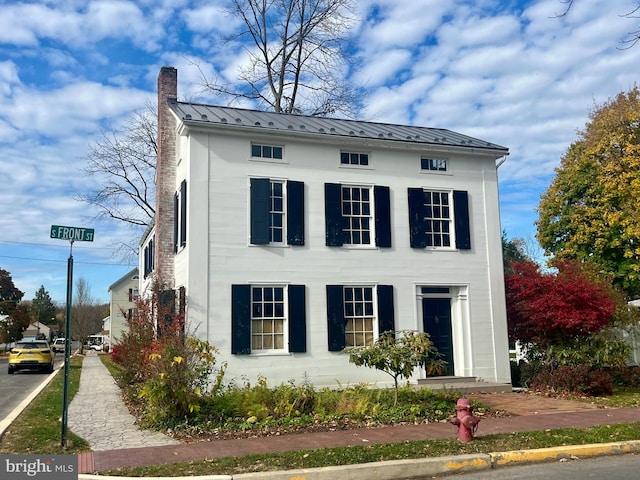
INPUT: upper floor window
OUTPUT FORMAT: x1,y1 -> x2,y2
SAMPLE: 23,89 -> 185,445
143,236 -> 154,279
251,143 -> 283,160
128,288 -> 139,302
250,178 -> 304,246
421,157 -> 447,172
408,188 -> 471,250
342,186 -> 372,245
340,151 -> 369,166
324,183 -> 391,248
174,180 -> 187,252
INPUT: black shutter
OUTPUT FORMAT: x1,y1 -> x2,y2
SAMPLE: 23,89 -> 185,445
287,181 -> 305,246
173,192 -> 179,253
453,190 -> 471,250
374,185 -> 392,248
250,178 -> 270,244
180,180 -> 187,248
325,183 -> 344,246
377,285 -> 395,335
408,188 -> 427,248
326,285 -> 345,351
288,285 -> 306,352
231,285 -> 251,354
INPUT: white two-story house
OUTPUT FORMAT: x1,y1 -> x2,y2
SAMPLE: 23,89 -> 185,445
140,66 -> 511,388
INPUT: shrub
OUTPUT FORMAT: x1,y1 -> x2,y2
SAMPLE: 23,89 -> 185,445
530,365 -> 614,396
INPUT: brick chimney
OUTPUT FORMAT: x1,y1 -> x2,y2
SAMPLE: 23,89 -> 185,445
155,66 -> 177,287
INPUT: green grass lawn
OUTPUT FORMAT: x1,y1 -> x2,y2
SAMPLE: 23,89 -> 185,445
1,356 -> 640,477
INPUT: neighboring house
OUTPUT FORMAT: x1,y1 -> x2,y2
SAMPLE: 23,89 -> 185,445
139,66 -> 512,388
107,268 -> 139,345
23,322 -> 51,341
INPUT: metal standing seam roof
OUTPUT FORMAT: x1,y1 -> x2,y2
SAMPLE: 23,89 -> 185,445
168,100 -> 509,153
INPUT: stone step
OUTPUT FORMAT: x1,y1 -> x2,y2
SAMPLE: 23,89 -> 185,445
416,377 -> 512,394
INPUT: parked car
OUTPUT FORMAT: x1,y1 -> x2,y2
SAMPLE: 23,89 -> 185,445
52,338 -> 67,353
8,340 -> 54,374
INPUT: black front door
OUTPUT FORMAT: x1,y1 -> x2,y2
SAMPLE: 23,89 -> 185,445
422,298 -> 454,376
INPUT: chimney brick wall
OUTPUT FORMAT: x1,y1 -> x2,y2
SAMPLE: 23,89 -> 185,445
155,66 -> 177,288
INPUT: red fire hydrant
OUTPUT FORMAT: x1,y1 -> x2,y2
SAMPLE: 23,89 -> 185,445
450,397 -> 480,442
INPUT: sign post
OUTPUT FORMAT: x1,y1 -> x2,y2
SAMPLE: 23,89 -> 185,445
50,225 -> 94,447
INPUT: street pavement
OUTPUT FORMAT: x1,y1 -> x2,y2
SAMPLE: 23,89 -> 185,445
5,351 -> 640,480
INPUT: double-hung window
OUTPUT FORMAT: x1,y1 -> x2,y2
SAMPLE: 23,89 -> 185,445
326,284 -> 395,351
231,284 -> 306,354
324,183 -> 391,247
251,286 -> 286,351
408,188 -> 471,249
250,178 -> 304,245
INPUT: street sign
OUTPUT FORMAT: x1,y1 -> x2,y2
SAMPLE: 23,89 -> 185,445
50,225 -> 95,242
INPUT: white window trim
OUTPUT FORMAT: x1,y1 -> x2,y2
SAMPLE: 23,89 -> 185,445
341,183 -> 376,248
342,284 -> 379,347
419,156 -> 452,176
249,284 -> 290,356
339,150 -> 374,170
421,187 -> 457,251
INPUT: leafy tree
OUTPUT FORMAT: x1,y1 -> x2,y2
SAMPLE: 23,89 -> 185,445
536,86 -> 640,298
0,303 -> 30,344
0,269 -> 28,343
0,268 -> 23,307
29,285 -> 57,326
502,231 -> 528,274
506,259 -> 616,347
199,0 -> 361,117
347,330 -> 445,406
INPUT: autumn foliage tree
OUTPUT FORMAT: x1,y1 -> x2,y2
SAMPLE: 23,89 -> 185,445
506,260 -> 615,347
537,86 -> 640,298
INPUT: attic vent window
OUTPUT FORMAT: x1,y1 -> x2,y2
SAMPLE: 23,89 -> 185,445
236,118 -> 242,123
185,114 -> 192,120
349,130 -> 355,135
255,122 -> 261,126
299,124 -> 305,129
359,130 -> 365,135
330,128 -> 336,132
201,114 -> 208,120
221,117 -> 227,123
421,157 -> 447,172
268,121 -> 274,126
288,125 -> 293,129
319,128 -> 325,133
340,151 -> 369,167
251,143 -> 283,160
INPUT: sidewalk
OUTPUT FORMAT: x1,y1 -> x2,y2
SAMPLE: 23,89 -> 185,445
72,355 -> 640,477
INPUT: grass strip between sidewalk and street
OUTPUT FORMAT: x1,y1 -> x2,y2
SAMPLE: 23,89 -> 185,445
1,356 -> 640,477
103,421 -> 640,477
0,356 -> 90,455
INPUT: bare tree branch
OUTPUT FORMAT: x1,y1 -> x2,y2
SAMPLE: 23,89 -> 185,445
198,0 -> 362,117
76,104 -> 157,228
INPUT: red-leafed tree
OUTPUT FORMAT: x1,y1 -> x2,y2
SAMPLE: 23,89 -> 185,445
506,260 -> 616,346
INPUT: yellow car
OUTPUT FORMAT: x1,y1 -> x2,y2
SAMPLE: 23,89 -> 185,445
8,340 -> 54,374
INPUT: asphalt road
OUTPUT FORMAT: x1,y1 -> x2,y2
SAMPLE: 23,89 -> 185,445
0,355 -> 61,421
451,453 -> 640,479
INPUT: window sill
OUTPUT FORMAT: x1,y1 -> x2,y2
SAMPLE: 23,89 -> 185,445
249,351 -> 292,357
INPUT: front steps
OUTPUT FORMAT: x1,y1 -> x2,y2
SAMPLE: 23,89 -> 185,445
416,376 -> 512,393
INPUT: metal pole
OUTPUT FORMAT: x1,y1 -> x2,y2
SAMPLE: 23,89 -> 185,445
61,240 -> 74,447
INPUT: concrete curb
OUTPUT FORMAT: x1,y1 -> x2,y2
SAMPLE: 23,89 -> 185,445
0,365 -> 61,438
77,440 -> 640,480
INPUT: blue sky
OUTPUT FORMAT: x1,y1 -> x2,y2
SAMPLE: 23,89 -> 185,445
1,0 -> 639,305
